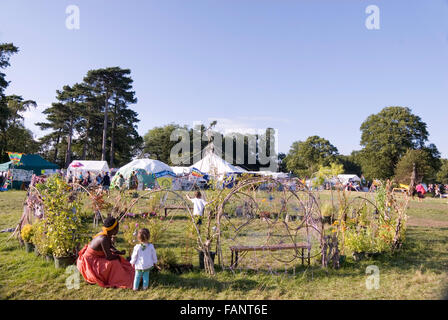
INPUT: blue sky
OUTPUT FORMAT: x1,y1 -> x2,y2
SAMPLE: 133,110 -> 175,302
1,0 -> 447,157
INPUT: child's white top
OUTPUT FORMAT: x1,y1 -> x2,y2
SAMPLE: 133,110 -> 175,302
189,198 -> 207,216
130,243 -> 157,270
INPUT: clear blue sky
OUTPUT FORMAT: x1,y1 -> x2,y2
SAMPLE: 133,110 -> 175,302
1,0 -> 447,157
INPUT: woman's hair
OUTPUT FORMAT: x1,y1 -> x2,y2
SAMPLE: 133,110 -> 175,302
104,217 -> 117,228
195,191 -> 202,198
137,228 -> 150,243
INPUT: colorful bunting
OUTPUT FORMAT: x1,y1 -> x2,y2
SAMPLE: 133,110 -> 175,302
7,152 -> 23,165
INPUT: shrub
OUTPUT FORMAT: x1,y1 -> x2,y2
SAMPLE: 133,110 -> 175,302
321,202 -> 335,217
157,248 -> 178,269
35,175 -> 88,257
32,220 -> 52,256
21,224 -> 34,243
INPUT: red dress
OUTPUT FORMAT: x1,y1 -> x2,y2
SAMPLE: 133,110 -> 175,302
77,245 -> 135,289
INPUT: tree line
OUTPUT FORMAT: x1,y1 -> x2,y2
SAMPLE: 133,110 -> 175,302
1,42 -> 447,184
283,106 -> 447,184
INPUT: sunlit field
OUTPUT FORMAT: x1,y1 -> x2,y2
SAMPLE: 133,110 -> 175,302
1,189 -> 448,300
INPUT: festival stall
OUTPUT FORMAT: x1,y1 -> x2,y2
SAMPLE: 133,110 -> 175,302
67,160 -> 110,178
0,154 -> 59,190
111,158 -> 175,190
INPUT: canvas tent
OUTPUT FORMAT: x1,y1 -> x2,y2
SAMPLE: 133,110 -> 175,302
190,151 -> 247,177
111,159 -> 174,189
0,154 -> 59,189
2,154 -> 59,175
67,160 -> 110,177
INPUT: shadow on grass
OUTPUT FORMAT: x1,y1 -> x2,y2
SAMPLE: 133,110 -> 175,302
149,270 -> 259,292
211,225 -> 448,280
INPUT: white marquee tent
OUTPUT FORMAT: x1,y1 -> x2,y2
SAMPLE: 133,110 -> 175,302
118,159 -> 174,175
190,152 -> 247,176
67,160 -> 110,176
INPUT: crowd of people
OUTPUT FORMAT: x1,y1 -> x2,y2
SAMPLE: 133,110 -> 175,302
65,171 -> 112,190
427,184 -> 448,198
0,171 -> 11,188
64,170 -> 141,191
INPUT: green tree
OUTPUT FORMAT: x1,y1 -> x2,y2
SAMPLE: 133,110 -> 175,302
143,124 -> 184,165
285,135 -> 339,178
358,106 -> 435,180
0,95 -> 38,162
337,152 -> 362,176
36,84 -> 84,167
0,43 -> 19,161
278,152 -> 287,173
394,149 -> 441,184
39,69 -> 141,167
436,159 -> 448,184
83,67 -> 137,163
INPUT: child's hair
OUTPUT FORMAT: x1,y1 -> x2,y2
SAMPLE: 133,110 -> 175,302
137,228 -> 150,243
195,191 -> 202,198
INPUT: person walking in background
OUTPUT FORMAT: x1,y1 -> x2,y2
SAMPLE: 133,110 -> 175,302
96,173 -> 103,186
414,183 -> 426,202
117,174 -> 125,191
101,172 -> 111,192
129,171 -> 138,190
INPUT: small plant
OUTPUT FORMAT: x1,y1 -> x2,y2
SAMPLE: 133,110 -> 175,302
157,248 -> 178,269
21,224 -> 34,243
344,227 -> 374,254
32,220 -> 52,256
321,202 -> 335,217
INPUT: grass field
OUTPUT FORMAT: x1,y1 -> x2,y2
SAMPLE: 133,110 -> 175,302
1,190 -> 448,300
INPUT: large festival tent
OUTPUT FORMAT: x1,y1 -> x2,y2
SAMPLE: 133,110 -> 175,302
67,160 -> 110,177
0,154 -> 59,190
190,151 -> 247,177
111,158 -> 175,189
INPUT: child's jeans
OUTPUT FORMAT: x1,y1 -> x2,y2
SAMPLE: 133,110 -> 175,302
133,268 -> 151,290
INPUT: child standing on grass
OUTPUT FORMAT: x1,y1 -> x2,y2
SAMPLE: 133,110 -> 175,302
186,191 -> 207,225
130,228 -> 158,291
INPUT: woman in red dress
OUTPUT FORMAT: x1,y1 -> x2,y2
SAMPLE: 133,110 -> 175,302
77,217 -> 134,289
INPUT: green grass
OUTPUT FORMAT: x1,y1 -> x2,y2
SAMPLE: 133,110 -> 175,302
1,190 -> 448,300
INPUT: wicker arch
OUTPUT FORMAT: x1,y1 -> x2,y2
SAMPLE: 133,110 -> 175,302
213,176 -> 324,269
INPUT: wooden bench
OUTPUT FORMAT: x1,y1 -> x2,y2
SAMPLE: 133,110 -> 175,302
230,243 -> 311,267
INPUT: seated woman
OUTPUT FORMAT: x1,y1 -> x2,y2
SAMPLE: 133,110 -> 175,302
77,217 -> 134,289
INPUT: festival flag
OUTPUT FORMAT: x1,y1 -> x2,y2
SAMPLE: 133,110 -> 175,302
191,167 -> 204,178
7,152 -> 23,165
